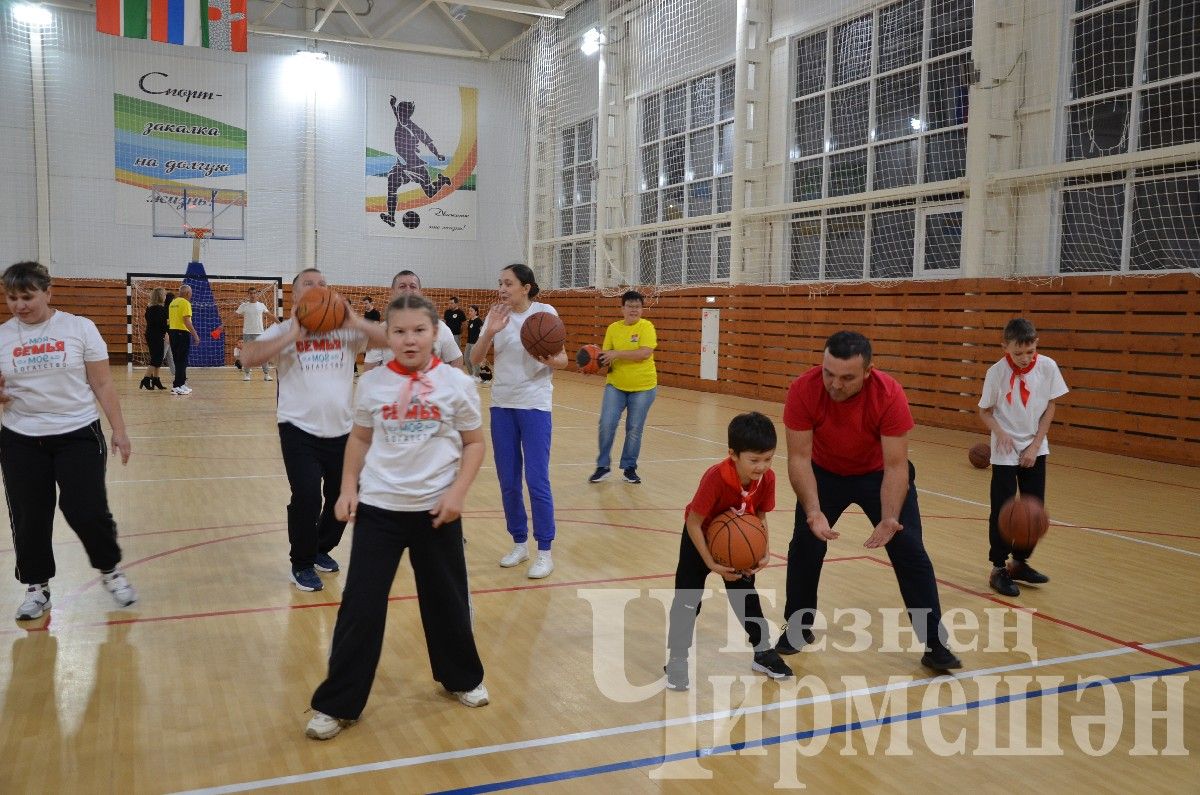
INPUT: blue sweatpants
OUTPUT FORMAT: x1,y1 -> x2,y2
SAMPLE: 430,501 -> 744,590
489,407 -> 556,550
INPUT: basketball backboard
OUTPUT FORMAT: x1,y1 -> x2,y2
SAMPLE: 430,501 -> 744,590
151,185 -> 246,240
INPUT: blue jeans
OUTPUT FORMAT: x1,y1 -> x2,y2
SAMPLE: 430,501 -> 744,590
596,385 -> 657,470
489,407 -> 556,550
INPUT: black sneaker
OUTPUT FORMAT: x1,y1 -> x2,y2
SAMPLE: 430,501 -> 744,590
588,467 -> 611,483
623,467 -> 641,484
989,566 -> 1020,597
921,647 -> 963,672
664,656 -> 689,691
1009,561 -> 1049,584
775,622 -> 816,655
752,649 -> 793,680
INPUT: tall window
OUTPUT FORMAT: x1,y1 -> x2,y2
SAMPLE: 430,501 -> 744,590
787,0 -> 971,279
557,242 -> 593,289
636,65 -> 735,285
559,117 -> 596,237
1059,0 -> 1199,273
638,64 -> 735,223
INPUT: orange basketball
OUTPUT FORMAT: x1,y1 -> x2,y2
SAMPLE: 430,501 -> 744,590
705,509 -> 768,571
575,343 -> 604,374
969,443 -> 991,469
520,311 -> 566,359
998,495 -> 1049,552
294,286 -> 346,333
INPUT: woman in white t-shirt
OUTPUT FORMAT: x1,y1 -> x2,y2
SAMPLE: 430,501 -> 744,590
469,264 -> 567,579
0,262 -> 138,621
305,293 -> 488,741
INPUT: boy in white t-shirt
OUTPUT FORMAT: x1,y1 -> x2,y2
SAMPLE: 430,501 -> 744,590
236,288 -> 272,381
241,269 -> 387,592
978,317 -> 1069,597
305,293 -> 488,741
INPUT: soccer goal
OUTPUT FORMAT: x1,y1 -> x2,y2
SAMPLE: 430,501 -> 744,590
127,266 -> 283,369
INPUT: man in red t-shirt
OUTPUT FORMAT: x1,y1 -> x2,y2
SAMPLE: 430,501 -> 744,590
776,331 -> 961,672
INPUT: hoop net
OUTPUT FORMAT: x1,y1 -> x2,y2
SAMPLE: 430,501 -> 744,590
186,227 -> 212,263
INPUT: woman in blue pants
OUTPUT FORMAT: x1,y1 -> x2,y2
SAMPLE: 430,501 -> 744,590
469,264 -> 567,579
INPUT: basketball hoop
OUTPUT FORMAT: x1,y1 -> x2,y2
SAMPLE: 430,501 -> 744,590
186,227 -> 211,263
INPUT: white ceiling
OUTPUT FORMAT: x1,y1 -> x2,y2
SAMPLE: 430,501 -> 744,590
247,0 -> 573,60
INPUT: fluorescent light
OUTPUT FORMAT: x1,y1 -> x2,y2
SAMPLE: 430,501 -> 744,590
581,27 -> 602,56
295,50 -> 328,60
910,117 -> 922,131
14,3 -> 52,26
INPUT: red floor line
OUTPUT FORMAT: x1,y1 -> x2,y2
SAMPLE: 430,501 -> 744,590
0,522 -> 287,555
2,557 -> 874,635
857,555 -> 1192,667
60,526 -> 285,604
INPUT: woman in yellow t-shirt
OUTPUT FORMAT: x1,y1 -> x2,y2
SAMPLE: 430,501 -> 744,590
588,290 -> 658,485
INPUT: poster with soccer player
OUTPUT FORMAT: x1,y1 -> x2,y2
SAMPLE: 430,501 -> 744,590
365,79 -> 478,240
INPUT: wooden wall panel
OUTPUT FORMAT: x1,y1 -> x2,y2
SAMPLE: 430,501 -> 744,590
545,276 -> 1200,467
2,275 -> 1195,465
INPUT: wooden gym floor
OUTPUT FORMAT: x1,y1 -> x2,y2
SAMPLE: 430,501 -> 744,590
0,366 -> 1196,793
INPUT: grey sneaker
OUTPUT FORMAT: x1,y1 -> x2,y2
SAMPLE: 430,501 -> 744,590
664,656 -> 689,691
102,570 -> 138,608
16,585 -> 50,620
305,711 -> 357,740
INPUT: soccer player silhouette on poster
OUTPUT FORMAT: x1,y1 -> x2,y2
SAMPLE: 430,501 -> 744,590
379,96 -> 453,227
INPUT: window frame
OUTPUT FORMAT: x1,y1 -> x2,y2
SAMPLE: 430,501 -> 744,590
1055,0 -> 1200,274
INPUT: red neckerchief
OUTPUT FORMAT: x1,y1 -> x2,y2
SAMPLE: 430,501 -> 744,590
718,458 -> 762,516
387,357 -> 440,409
1005,353 -> 1036,407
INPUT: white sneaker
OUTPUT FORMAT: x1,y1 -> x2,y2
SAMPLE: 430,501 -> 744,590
102,570 -> 138,607
180,384 -> 193,394
264,373 -> 273,381
243,371 -> 252,381
454,683 -> 490,708
305,710 -> 356,740
499,544 -> 529,568
527,551 -> 554,579
15,585 -> 50,620
171,387 -> 185,395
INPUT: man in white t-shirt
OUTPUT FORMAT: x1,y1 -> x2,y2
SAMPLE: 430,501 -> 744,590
235,287 -> 272,382
363,270 -> 463,373
240,268 -> 388,592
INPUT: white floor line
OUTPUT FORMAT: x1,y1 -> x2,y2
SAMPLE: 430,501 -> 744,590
168,637 -> 1198,795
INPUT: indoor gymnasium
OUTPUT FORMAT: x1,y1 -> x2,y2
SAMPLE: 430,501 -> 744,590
1,0 -> 1198,792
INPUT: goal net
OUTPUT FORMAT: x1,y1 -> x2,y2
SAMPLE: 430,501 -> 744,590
127,270 -> 283,368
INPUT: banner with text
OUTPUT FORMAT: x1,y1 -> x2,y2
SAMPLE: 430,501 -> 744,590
114,50 -> 247,228
366,79 -> 477,240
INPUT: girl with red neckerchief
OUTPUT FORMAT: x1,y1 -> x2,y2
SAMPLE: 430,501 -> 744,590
305,293 -> 488,741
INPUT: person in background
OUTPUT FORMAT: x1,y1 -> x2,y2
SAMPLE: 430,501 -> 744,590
167,284 -> 200,395
141,287 -> 169,390
236,287 -> 272,382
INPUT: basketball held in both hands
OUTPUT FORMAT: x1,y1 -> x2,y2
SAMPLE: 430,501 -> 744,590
294,286 -> 347,333
705,509 -> 768,571
968,443 -> 991,469
575,343 -> 606,375
520,311 -> 566,359
998,495 -> 1049,552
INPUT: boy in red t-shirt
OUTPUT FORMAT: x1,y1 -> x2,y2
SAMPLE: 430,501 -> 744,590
664,412 -> 793,691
